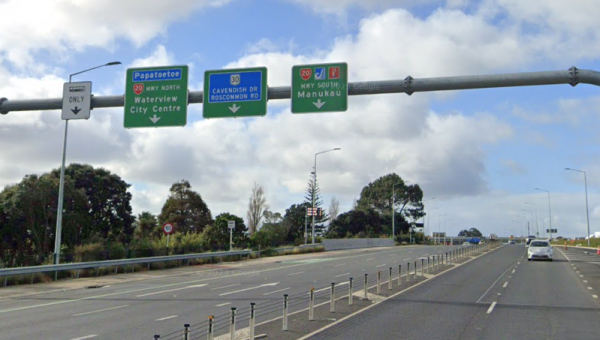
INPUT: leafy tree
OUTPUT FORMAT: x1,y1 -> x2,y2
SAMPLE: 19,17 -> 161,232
159,180 -> 213,234
246,182 -> 268,235
328,197 -> 340,223
262,210 -> 283,225
134,211 -> 158,239
458,228 -> 483,237
327,209 -> 386,238
203,213 -> 248,248
282,202 -> 311,243
60,164 -> 135,243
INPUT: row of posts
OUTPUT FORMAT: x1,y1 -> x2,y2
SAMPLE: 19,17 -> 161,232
152,244 -> 490,339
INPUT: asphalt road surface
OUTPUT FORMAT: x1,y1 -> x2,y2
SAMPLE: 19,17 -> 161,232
307,244 -> 600,340
0,245 -> 459,340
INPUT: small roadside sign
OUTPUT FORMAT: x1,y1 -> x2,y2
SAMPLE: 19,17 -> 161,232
62,81 -> 92,120
291,63 -> 348,114
228,221 -> 235,230
124,65 -> 189,128
203,67 -> 267,118
163,223 -> 174,235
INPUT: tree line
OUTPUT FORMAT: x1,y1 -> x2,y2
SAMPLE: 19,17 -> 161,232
0,164 -> 425,267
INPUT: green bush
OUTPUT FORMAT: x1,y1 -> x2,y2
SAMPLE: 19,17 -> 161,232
74,243 -> 105,262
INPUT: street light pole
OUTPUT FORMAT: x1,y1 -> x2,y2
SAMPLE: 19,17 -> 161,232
391,182 -> 404,242
311,148 -> 340,244
535,188 -> 552,240
522,209 -> 533,237
54,61 -> 121,267
566,168 -> 591,246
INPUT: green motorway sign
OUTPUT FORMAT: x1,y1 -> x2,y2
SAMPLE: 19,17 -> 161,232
291,62 -> 348,114
124,65 -> 188,128
203,67 -> 267,118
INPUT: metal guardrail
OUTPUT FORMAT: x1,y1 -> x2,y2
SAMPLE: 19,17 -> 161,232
0,250 -> 250,277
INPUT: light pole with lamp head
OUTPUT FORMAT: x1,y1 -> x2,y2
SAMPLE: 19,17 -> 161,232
565,168 -> 591,246
54,61 -> 122,267
311,148 -> 340,244
525,201 -> 538,238
535,188 -> 553,240
392,182 -> 403,242
522,209 -> 533,237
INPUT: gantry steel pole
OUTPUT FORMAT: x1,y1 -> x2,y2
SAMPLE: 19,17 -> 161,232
2,67 -> 600,114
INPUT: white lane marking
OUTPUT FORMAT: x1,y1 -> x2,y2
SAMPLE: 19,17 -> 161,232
511,269 -> 515,274
263,288 -> 290,296
486,301 -> 497,314
402,258 -> 411,261
517,262 -> 521,265
136,284 -> 207,297
588,287 -> 593,290
0,246 -> 408,315
287,271 -> 305,276
215,302 -> 231,307
584,280 -> 588,283
366,258 -> 376,261
334,263 -> 346,267
73,305 -> 129,317
502,282 -> 508,288
335,273 -> 351,278
477,265 -> 515,303
593,295 -> 598,299
156,315 -> 178,321
70,335 -> 97,340
220,282 -> 279,296
375,264 -> 387,268
580,275 -> 584,277
408,251 -> 414,253
211,283 -> 240,291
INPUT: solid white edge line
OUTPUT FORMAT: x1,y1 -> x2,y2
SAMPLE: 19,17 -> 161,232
287,271 -> 305,276
486,301 -> 497,314
70,335 -> 98,340
375,264 -> 387,268
477,264 -> 515,303
73,305 -> 129,317
334,273 -> 351,278
334,263 -> 346,267
155,315 -> 178,321
295,244 -> 504,340
136,284 -> 206,297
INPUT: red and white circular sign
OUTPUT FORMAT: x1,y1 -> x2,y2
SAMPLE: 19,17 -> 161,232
162,223 -> 174,235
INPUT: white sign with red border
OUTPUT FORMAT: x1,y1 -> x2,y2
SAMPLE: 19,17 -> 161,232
163,223 -> 174,235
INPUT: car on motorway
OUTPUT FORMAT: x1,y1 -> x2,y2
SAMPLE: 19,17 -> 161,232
525,235 -> 536,247
462,242 -> 471,245
509,240 -> 516,244
527,239 -> 553,261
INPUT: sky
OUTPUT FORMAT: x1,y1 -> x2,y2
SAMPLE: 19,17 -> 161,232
1,0 -> 600,239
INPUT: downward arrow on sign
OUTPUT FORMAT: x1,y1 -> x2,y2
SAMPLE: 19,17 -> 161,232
313,99 -> 326,109
71,107 -> 81,114
149,115 -> 161,124
229,104 -> 240,113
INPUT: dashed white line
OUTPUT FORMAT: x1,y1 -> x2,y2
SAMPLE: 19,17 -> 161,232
211,283 -> 240,291
335,272 -> 351,278
584,280 -> 588,283
263,288 -> 290,296
375,264 -> 387,268
215,302 -> 231,307
588,287 -> 593,290
156,315 -> 178,321
511,269 -> 515,274
334,263 -> 346,267
593,295 -> 598,299
70,335 -> 97,340
73,305 -> 128,317
486,301 -> 497,314
402,258 -> 411,261
366,258 -> 376,261
136,284 -> 207,297
287,271 -> 305,276
502,282 -> 508,288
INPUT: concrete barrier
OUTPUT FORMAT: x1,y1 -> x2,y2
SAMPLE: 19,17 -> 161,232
323,238 -> 394,251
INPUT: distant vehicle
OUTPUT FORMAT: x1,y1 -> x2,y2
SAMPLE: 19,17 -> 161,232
466,237 -> 481,244
462,242 -> 471,246
528,240 -> 553,261
509,240 -> 516,244
525,236 -> 536,247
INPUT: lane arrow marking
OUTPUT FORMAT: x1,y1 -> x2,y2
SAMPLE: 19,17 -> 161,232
229,104 -> 240,113
219,282 -> 279,296
313,99 -> 326,109
71,107 -> 81,115
149,115 -> 161,124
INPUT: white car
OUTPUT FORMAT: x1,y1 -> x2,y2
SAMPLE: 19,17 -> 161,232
527,240 -> 553,261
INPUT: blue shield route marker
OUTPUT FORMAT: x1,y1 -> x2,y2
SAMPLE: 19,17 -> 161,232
203,67 -> 267,118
